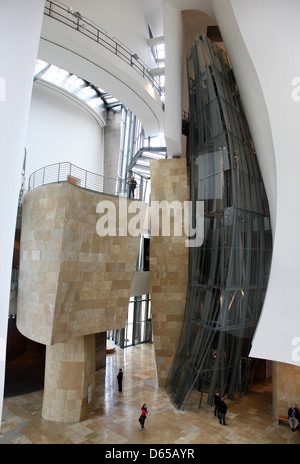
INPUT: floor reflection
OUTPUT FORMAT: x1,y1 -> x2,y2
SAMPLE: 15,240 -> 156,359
0,343 -> 299,444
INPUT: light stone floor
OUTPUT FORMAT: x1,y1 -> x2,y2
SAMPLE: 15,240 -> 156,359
0,343 -> 299,445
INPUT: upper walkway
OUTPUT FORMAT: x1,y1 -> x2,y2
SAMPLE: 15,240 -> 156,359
41,0 -> 165,136
28,161 -> 146,201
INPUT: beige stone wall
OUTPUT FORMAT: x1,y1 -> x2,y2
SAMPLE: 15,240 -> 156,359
272,361 -> 300,418
149,158 -> 189,387
42,334 -> 95,422
17,182 -> 144,422
17,183 -> 142,345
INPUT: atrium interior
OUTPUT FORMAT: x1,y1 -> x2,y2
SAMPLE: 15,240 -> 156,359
1,0 -> 300,445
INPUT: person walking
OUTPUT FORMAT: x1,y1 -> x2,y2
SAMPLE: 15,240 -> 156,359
218,397 -> 227,425
139,403 -> 148,431
117,368 -> 123,392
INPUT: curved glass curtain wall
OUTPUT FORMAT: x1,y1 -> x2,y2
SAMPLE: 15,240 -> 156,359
167,35 -> 272,409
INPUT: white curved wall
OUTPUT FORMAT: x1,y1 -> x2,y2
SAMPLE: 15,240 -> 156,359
212,0 -> 276,226
221,0 -> 300,366
0,0 -> 45,426
39,0 -> 164,136
25,84 -> 104,184
67,0 -> 156,68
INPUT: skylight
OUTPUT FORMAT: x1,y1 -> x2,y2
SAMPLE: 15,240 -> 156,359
33,59 -> 120,117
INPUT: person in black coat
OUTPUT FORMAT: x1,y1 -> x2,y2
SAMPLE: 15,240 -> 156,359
117,368 -> 123,392
128,176 -> 137,198
288,405 -> 299,431
218,397 -> 227,425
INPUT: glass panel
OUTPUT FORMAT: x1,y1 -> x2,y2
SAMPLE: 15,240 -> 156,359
167,35 -> 272,409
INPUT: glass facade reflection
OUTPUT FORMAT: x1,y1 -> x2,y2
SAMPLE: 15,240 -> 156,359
107,294 -> 152,348
167,36 -> 272,408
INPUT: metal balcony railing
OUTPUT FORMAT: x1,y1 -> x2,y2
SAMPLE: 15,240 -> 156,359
44,0 -> 164,99
28,162 -> 143,200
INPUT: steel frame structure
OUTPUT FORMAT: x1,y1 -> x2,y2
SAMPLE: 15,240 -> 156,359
167,36 -> 272,409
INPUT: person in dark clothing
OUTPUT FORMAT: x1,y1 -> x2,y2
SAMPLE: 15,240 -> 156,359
128,176 -> 137,198
214,392 -> 221,417
288,405 -> 299,431
117,368 -> 123,392
218,397 -> 227,425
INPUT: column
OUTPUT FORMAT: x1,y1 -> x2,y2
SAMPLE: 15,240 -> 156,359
149,158 -> 189,387
163,2 -> 183,157
42,335 -> 96,422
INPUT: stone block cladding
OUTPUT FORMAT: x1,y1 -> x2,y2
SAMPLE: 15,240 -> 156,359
149,158 -> 189,387
273,362 -> 300,420
17,183 -> 141,345
42,334 -> 95,422
17,182 -> 143,421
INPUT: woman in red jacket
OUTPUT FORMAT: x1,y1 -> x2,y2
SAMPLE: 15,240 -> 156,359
140,404 -> 148,430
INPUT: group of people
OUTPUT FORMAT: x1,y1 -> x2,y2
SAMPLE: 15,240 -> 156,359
116,368 -> 149,431
118,371 -> 299,433
213,391 -> 299,432
214,392 -> 227,425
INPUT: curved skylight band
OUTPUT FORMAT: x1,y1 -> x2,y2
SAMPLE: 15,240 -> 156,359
34,59 -> 120,118
33,60 -> 167,179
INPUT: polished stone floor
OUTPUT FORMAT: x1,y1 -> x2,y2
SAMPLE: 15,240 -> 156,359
0,343 -> 299,445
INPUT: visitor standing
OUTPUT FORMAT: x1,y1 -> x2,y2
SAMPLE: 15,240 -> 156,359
128,176 -> 137,198
288,405 -> 299,431
218,397 -> 227,425
117,368 -> 123,392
